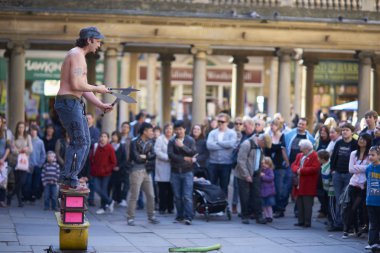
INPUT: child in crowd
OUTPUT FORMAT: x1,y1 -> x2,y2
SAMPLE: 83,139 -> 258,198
366,146 -> 380,251
318,150 -> 339,232
41,151 -> 60,211
260,156 -> 276,223
90,132 -> 117,215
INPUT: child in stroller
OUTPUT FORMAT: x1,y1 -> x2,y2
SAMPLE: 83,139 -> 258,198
193,177 -> 231,221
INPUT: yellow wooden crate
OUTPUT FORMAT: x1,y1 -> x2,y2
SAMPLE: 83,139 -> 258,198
55,212 -> 90,250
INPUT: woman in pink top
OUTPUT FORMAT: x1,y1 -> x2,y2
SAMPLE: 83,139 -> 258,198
342,133 -> 372,238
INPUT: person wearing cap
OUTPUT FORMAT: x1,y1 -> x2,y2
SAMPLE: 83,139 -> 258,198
55,26 -> 113,192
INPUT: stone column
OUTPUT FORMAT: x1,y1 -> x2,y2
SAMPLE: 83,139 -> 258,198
231,56 -> 249,118
119,53 -> 130,127
158,54 -> 175,125
174,84 -> 184,120
373,55 -> 380,114
191,46 -> 211,125
293,59 -> 303,116
102,45 -> 120,135
6,41 -> 26,132
267,57 -> 278,117
218,85 -> 224,111
85,52 -> 100,118
303,58 -> 318,132
276,48 -> 295,125
146,54 -> 157,116
357,51 -> 373,119
128,53 -> 139,117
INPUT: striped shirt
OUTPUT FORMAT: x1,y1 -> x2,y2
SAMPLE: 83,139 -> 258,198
321,161 -> 335,196
41,162 -> 60,185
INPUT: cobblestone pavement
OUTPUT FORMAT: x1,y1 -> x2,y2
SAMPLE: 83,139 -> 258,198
0,197 -> 368,253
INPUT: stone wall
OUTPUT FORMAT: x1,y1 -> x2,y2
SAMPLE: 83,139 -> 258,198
0,0 -> 378,20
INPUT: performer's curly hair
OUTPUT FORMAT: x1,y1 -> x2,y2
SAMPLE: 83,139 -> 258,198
75,38 -> 89,48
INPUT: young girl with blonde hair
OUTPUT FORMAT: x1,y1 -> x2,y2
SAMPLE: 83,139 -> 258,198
260,156 -> 276,222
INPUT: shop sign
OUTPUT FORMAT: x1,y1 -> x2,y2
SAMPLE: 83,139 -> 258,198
314,60 -> 358,84
0,58 -> 7,80
25,58 -> 109,82
140,66 -> 262,83
25,58 -> 62,80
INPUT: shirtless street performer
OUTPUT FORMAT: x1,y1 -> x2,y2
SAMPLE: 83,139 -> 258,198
55,27 -> 113,192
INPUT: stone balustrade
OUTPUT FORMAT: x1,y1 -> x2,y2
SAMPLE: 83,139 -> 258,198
149,0 -> 377,11
0,0 -> 378,12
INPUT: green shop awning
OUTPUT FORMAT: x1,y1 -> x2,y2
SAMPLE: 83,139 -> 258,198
0,57 -> 120,83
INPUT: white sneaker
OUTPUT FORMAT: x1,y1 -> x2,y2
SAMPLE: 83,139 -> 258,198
119,200 -> 127,207
96,208 -> 105,214
107,200 -> 115,213
127,219 -> 135,226
365,245 -> 372,250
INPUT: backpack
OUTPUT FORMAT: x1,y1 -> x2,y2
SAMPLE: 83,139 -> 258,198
232,138 -> 258,167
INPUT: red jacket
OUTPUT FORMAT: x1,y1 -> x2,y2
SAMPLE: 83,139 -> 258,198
90,143 -> 117,177
291,151 -> 320,197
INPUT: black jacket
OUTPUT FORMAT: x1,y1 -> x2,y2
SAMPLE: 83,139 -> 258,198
331,138 -> 358,173
130,136 -> 156,172
114,144 -> 127,176
193,138 -> 209,169
168,135 -> 197,173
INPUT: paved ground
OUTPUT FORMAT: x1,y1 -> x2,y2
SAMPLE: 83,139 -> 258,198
0,197 -> 368,253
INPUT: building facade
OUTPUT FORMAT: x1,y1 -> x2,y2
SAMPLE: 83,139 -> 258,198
1,0 -> 380,133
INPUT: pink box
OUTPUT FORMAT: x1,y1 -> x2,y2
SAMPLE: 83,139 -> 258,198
62,211 -> 84,224
64,196 -> 84,208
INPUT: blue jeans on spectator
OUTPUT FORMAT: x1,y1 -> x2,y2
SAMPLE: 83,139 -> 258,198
54,97 -> 90,188
7,170 -> 28,206
232,176 -> 239,206
24,166 -> 42,201
367,206 -> 380,246
332,172 -> 351,227
88,178 -> 95,203
32,166 -> 43,199
274,168 -> 289,213
121,171 -> 130,202
137,191 -> 144,209
44,183 -> 58,210
93,176 -> 112,209
23,172 -> 33,201
171,171 -> 194,220
207,163 -> 232,197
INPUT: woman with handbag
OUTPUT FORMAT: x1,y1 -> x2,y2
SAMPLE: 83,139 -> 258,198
0,116 -> 10,207
7,121 -> 33,207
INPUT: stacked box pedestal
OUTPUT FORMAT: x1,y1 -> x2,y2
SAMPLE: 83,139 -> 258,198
60,192 -> 87,224
55,212 -> 89,250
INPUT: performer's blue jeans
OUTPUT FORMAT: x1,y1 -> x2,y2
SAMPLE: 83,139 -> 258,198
54,96 -> 90,188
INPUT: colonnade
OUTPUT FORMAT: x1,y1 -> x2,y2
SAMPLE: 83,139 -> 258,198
4,42 -> 380,133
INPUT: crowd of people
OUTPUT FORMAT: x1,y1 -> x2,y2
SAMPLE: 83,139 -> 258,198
0,109 -> 379,251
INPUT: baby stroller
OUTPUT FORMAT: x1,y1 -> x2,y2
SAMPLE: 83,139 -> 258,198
193,180 -> 231,222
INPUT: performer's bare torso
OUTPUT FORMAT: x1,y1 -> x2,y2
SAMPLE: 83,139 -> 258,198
58,47 -> 87,98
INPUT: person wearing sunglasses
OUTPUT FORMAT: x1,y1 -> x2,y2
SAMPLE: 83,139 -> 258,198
234,117 -> 244,141
206,113 -> 237,198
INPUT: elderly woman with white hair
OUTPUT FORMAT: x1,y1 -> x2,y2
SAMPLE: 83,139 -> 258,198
291,139 -> 320,228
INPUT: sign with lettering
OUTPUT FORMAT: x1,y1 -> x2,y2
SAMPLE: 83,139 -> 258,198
314,60 -> 358,84
25,58 -> 62,80
139,66 -> 262,84
24,58 -> 110,82
0,58 -> 7,80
